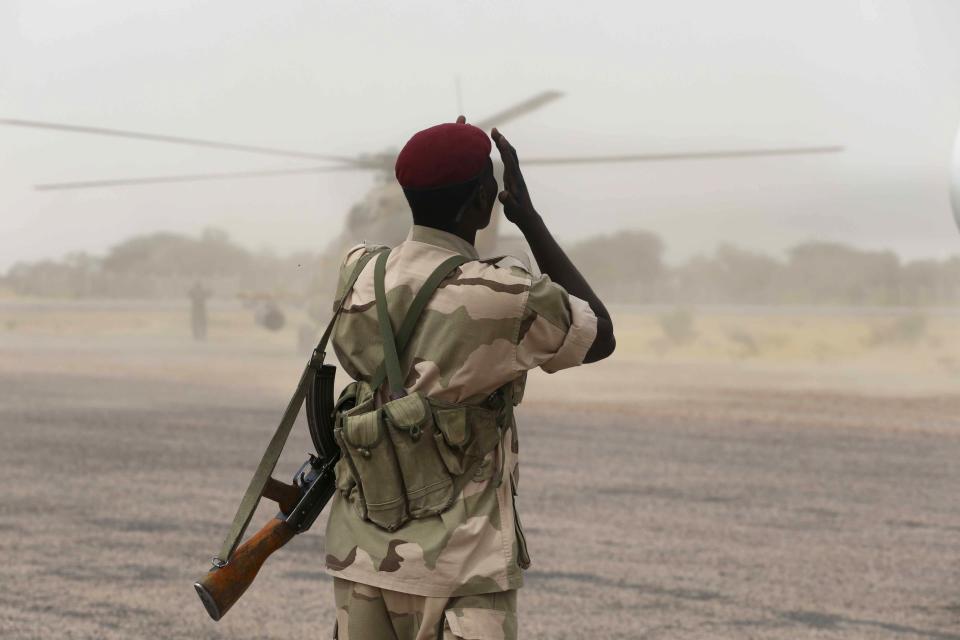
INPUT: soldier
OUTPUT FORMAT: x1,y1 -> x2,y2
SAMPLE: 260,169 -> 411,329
188,281 -> 212,341
325,116 -> 615,639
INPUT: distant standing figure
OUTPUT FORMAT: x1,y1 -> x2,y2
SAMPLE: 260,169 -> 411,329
188,282 -> 212,341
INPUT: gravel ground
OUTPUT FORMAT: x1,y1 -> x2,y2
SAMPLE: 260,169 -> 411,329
1,353 -> 959,639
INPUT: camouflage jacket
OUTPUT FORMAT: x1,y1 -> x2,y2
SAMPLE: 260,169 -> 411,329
324,225 -> 598,597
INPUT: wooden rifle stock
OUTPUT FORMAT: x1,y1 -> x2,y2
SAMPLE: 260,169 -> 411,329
194,517 -> 296,621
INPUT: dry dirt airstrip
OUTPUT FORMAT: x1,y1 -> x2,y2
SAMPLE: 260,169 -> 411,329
0,300 -> 959,639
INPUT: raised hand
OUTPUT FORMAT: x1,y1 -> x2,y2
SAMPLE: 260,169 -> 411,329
491,128 -> 538,229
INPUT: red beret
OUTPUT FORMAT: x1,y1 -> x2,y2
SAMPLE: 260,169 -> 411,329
395,122 -> 492,190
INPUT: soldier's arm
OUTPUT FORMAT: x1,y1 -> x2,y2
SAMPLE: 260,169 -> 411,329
517,216 -> 614,363
492,128 -> 615,363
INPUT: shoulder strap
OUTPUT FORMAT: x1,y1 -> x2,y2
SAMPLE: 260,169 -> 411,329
213,246 -> 385,565
370,253 -> 470,394
373,249 -> 405,398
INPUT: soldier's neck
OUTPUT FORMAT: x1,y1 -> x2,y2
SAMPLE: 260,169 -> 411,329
451,227 -> 477,247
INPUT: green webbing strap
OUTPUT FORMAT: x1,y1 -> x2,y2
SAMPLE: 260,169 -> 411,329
213,247 -> 385,565
369,253 -> 470,393
374,250 -> 405,398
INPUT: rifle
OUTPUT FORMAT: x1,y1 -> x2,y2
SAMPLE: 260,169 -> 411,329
193,249 -> 383,621
194,363 -> 349,620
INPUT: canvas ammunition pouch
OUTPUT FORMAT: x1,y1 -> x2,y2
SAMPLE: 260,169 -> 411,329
334,383 -> 510,530
330,248 -> 515,532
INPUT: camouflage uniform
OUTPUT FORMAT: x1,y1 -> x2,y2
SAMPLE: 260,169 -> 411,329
326,225 -> 597,638
333,577 -> 516,640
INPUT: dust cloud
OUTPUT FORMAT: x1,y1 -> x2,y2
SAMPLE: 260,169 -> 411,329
2,2 -> 960,638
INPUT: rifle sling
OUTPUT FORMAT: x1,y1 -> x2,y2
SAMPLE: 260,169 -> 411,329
370,253 -> 469,393
374,250 -> 405,397
214,247 -> 386,565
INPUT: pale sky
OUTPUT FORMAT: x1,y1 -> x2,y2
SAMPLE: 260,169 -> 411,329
2,0 -> 960,270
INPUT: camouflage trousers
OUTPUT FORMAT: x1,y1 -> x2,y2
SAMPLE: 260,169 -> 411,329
333,577 -> 517,640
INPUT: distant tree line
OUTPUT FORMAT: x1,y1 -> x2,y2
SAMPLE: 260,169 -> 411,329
567,230 -> 960,306
4,227 -> 959,306
2,228 -> 326,300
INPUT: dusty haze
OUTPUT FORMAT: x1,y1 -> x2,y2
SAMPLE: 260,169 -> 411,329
2,0 -> 960,269
2,3 -> 960,639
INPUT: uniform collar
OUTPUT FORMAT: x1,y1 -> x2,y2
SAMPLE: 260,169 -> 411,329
407,225 -> 479,260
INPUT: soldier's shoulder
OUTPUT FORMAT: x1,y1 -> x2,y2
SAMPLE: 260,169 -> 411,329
333,242 -> 389,304
450,254 -> 537,309
340,241 -> 390,269
473,253 -> 535,281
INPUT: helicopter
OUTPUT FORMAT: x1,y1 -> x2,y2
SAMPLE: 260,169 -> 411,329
1,91 -> 846,333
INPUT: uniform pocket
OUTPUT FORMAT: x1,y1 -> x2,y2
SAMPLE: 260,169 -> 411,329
383,393 -> 454,518
337,408 -> 408,530
433,405 -> 502,478
432,407 -> 471,475
442,607 -> 517,640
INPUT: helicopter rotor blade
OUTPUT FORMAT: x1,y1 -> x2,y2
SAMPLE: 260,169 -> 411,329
472,91 -> 564,130
520,145 -> 845,166
34,165 -> 372,191
0,118 -> 365,165
35,145 -> 844,190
